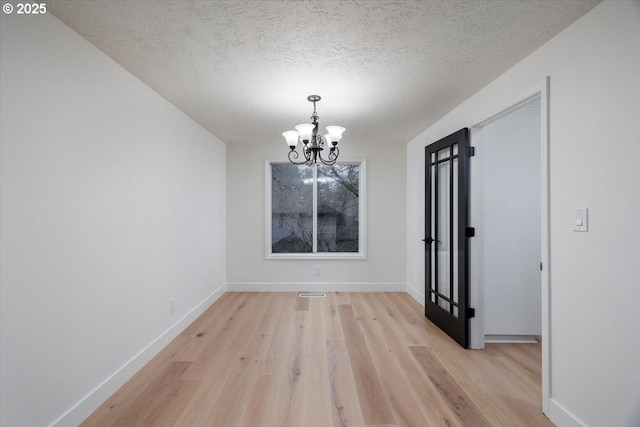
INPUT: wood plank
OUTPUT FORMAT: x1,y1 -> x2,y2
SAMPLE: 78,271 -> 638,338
355,293 -> 423,376
303,297 -> 332,427
411,329 -> 547,426
305,294 -> 328,358
178,292 -> 259,381
474,344 -> 554,426
410,345 -> 492,426
382,292 -> 441,345
79,353 -> 189,427
239,374 -> 280,427
303,356 -> 332,427
338,304 -> 395,425
258,293 -> 297,375
362,332 -> 428,427
406,374 -> 463,427
410,335 -> 517,426
294,295 -> 310,311
141,380 -> 199,427
354,293 -> 449,426
171,293 -> 276,426
193,293 -> 278,426
162,295 -> 245,363
81,361 -> 190,427
322,294 -> 345,340
326,339 -> 365,427
270,310 -> 307,427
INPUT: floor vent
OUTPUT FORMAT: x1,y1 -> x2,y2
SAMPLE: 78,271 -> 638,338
299,292 -> 326,298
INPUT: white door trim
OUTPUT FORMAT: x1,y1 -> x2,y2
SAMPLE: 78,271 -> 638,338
540,76 -> 551,416
468,77 -> 551,416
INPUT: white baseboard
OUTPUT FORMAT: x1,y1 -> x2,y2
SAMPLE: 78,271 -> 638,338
484,334 -> 539,344
406,282 -> 425,306
548,398 -> 588,427
50,283 -> 227,427
226,282 -> 406,292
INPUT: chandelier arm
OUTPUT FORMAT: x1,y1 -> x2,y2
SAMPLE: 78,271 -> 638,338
288,148 -> 310,165
318,147 -> 339,166
327,146 -> 339,162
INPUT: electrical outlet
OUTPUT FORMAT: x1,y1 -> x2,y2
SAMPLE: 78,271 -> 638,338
170,298 -> 176,314
314,265 -> 321,276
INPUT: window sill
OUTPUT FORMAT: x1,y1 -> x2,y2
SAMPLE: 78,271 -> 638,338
266,253 -> 366,260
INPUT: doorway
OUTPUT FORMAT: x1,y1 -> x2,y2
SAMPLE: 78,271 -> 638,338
468,82 -> 551,414
473,95 -> 542,344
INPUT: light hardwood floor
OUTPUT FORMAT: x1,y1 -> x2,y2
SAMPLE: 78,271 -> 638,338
81,292 -> 554,427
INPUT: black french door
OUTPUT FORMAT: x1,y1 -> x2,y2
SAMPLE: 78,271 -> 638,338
424,128 -> 472,348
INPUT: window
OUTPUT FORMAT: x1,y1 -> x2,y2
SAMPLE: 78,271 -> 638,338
267,160 -> 365,258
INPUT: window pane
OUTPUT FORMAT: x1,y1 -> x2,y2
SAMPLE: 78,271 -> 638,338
437,146 -> 451,161
452,154 -> 459,311
271,164 -> 313,253
317,164 -> 359,253
437,159 -> 450,304
430,158 -> 436,295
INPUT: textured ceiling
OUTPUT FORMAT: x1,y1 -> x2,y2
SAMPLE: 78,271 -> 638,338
49,0 -> 600,145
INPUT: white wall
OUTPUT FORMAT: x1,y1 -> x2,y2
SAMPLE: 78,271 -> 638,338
227,142 -> 406,290
479,98 -> 541,337
0,13 -> 226,427
406,2 -> 640,426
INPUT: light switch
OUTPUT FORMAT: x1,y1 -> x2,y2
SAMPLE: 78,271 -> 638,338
572,208 -> 588,232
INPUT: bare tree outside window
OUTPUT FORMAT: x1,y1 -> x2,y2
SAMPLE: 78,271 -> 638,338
271,164 -> 313,253
317,164 -> 359,252
270,162 -> 361,255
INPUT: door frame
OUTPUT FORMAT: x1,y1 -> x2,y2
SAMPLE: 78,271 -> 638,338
468,77 -> 551,415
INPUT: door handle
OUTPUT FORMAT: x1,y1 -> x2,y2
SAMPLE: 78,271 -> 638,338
422,237 -> 438,244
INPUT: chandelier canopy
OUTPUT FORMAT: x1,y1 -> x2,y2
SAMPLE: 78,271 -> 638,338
282,95 -> 345,166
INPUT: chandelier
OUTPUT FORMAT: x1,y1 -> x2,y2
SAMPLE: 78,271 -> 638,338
282,95 -> 345,166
